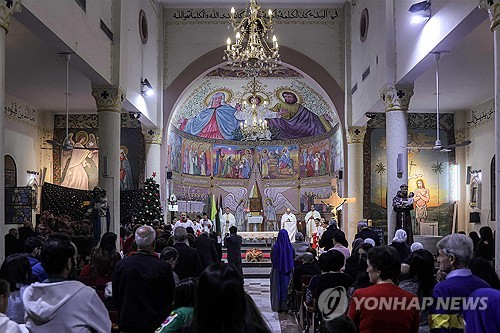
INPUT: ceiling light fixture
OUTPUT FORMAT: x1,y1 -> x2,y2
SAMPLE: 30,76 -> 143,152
224,0 -> 280,70
141,78 -> 154,96
409,0 -> 431,24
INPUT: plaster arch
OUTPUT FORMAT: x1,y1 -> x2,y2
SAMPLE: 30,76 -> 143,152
162,45 -> 347,184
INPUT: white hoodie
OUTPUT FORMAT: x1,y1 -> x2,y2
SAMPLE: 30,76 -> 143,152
23,280 -> 111,333
0,313 -> 27,333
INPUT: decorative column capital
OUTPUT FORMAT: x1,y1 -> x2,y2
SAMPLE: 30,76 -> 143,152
91,86 -> 125,112
143,127 -> 163,144
0,0 -> 21,34
455,128 -> 469,143
380,84 -> 414,112
479,0 -> 500,32
346,126 -> 366,144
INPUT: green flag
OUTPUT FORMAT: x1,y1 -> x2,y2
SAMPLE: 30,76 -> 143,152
211,194 -> 217,226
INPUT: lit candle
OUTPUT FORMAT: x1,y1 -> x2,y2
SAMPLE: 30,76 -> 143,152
230,7 -> 235,18
236,32 -> 241,40
268,9 -> 273,17
226,38 -> 231,50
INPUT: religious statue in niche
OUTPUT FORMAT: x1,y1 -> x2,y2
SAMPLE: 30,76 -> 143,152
392,184 -> 414,245
469,173 -> 481,209
86,186 -> 110,246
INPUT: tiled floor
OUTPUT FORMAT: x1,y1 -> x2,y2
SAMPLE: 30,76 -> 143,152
244,278 -> 301,333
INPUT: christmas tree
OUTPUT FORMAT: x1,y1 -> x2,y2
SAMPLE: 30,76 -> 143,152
137,174 -> 164,225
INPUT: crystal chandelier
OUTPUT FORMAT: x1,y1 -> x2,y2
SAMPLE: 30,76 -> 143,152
224,0 -> 280,70
239,77 -> 271,141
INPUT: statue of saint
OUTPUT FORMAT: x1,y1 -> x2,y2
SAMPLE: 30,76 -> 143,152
392,184 -> 414,245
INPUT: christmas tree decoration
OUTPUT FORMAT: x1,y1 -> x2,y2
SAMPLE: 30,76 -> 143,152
137,176 -> 164,224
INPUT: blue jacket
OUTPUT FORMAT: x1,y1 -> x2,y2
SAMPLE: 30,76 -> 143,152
28,256 -> 47,283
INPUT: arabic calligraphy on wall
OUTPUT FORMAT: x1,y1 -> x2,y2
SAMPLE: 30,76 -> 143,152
4,95 -> 37,125
467,99 -> 494,128
167,8 -> 341,23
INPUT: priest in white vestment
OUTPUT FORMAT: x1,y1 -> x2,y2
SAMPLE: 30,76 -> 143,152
304,204 -> 321,243
280,208 -> 297,243
221,207 -> 236,237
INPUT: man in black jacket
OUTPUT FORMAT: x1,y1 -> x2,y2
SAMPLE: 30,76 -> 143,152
224,226 -> 243,276
173,226 -> 203,279
354,221 -> 381,246
194,231 -> 218,268
112,225 -> 175,333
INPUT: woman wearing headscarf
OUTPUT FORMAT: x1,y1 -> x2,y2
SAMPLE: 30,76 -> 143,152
390,229 -> 410,263
270,229 -> 295,312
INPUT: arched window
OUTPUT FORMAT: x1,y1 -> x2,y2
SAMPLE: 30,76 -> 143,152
491,155 -> 495,221
5,155 -> 16,187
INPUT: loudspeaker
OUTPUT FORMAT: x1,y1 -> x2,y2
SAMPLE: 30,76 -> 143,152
338,170 -> 343,180
469,211 -> 480,223
397,154 -> 403,178
466,166 -> 471,185
167,171 -> 173,179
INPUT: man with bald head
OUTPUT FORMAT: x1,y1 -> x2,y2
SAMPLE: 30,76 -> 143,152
112,225 -> 175,333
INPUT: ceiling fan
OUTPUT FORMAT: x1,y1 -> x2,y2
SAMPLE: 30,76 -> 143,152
45,53 -> 97,151
406,52 -> 471,153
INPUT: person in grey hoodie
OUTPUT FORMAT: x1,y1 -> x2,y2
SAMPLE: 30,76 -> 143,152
23,233 -> 111,333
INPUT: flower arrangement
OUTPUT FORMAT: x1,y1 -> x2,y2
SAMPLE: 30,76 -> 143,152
245,248 -> 263,262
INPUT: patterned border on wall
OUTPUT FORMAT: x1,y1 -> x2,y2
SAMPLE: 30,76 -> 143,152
54,114 -> 142,129
363,113 -> 456,219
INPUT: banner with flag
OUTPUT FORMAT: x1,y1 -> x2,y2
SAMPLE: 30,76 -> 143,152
211,195 -> 217,232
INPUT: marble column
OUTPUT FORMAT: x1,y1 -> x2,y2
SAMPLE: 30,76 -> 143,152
143,127 -> 162,179
0,0 -> 21,262
479,0 -> 500,272
346,126 -> 366,244
380,84 -> 414,244
91,86 -> 125,239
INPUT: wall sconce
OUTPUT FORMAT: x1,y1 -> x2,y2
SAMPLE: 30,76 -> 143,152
409,0 -> 431,24
129,111 -> 141,120
141,78 -> 154,96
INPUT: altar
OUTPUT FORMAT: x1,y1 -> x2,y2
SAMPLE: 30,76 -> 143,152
238,231 -> 279,246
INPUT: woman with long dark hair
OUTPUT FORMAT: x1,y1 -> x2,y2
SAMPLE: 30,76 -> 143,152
270,229 -> 294,312
80,232 -> 121,282
189,263 -> 270,333
399,249 -> 436,332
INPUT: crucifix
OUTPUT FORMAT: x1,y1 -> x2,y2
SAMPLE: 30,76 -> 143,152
314,178 -> 356,225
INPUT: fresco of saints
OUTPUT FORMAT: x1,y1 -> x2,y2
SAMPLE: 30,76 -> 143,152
61,131 -> 91,190
413,179 -> 430,225
260,148 -> 270,178
180,92 -> 239,140
120,146 -> 134,191
266,91 -> 330,139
